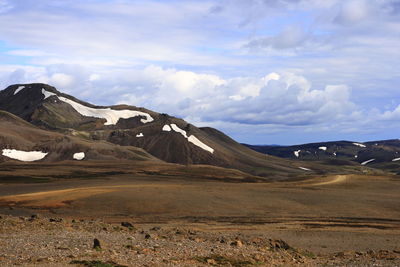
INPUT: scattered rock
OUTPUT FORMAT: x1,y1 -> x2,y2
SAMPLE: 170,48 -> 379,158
145,233 -> 151,239
175,229 -> 183,235
231,240 -> 243,247
28,214 -> 38,222
49,218 -> 62,223
121,222 -> 134,228
270,239 -> 291,250
206,258 -> 217,265
93,238 -> 101,250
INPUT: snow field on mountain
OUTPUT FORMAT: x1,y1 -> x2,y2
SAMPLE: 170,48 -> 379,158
2,149 -> 48,161
361,159 -> 375,165
41,89 -> 154,125
163,124 -> 214,153
73,152 -> 85,160
353,143 -> 366,148
14,86 -> 25,95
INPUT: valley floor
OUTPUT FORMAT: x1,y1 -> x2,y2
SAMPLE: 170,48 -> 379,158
0,163 -> 399,266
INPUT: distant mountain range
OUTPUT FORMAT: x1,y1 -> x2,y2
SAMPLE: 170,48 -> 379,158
0,83 -> 318,179
244,140 -> 400,175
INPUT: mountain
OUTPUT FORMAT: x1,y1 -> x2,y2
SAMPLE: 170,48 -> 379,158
0,83 -> 314,179
245,140 -> 400,175
0,110 -> 157,163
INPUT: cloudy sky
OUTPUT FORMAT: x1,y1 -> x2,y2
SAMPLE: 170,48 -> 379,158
0,0 -> 399,144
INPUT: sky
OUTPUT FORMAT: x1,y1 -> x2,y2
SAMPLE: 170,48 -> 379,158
0,0 -> 399,145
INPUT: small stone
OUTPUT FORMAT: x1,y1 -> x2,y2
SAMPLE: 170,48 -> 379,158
93,238 -> 101,249
145,234 -> 151,239
270,239 -> 291,250
121,222 -> 134,228
206,258 -> 217,265
231,240 -> 243,247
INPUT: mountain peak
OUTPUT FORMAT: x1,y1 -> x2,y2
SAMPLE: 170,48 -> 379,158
0,83 -> 308,178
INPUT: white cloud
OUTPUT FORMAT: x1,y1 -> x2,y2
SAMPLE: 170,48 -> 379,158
245,26 -> 309,50
0,0 -> 399,143
334,0 -> 370,25
49,73 -> 75,89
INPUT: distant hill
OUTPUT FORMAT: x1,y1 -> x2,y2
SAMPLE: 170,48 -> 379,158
244,140 -> 400,175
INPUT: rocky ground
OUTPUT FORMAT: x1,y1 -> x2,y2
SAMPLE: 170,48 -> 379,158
1,214 -> 400,266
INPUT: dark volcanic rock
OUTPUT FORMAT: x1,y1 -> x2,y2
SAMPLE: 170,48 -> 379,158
93,238 -> 101,249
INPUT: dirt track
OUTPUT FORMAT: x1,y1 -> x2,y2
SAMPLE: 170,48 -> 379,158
310,175 -> 348,186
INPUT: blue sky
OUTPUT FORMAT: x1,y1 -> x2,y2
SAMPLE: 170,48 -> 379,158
0,0 -> 400,145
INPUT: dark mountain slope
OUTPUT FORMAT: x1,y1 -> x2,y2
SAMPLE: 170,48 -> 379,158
0,110 -> 158,163
0,83 -> 315,178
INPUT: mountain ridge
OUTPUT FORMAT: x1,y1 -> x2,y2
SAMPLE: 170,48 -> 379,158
0,83 -> 315,179
244,139 -> 400,175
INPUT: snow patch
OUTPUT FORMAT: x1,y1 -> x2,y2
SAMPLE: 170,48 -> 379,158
136,133 -> 144,137
14,86 -> 25,95
188,135 -> 214,154
299,167 -> 311,171
361,159 -> 375,165
73,152 -> 85,160
2,149 -> 48,162
162,125 -> 172,131
294,150 -> 301,157
353,142 -> 366,148
42,88 -> 57,99
319,146 -> 327,151
41,89 -> 153,125
164,124 -> 214,153
170,124 -> 188,138
392,158 -> 400,162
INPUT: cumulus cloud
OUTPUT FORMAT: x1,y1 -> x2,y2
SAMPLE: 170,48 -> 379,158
0,0 -> 399,143
0,63 -> 399,144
